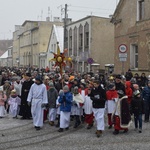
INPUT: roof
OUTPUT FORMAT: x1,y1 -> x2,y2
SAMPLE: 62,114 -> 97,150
67,15 -> 110,26
53,25 -> 64,52
111,0 -> 124,22
0,50 -> 8,59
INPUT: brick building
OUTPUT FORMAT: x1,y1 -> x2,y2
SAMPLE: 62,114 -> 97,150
111,0 -> 150,74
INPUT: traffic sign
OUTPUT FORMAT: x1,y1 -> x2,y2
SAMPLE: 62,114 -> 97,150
118,44 -> 127,53
119,53 -> 127,58
119,58 -> 127,61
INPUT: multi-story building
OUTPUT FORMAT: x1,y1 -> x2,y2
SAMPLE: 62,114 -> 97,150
111,0 -> 150,74
13,20 -> 63,68
66,16 -> 114,73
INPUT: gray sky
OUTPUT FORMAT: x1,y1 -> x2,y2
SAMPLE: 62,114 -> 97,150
0,0 -> 119,39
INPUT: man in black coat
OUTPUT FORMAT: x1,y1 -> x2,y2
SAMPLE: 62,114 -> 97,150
19,72 -> 34,119
89,80 -> 106,137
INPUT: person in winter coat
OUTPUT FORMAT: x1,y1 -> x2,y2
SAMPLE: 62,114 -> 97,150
47,82 -> 58,126
131,90 -> 144,133
125,81 -> 133,104
106,83 -> 118,129
89,80 -> 106,138
58,85 -> 73,132
142,81 -> 150,122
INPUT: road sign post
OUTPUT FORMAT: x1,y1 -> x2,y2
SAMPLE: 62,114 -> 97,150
118,44 -> 128,75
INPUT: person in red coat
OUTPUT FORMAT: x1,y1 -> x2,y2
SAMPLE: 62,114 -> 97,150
125,81 -> 133,104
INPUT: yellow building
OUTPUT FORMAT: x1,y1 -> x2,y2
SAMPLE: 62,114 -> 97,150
13,20 -> 63,68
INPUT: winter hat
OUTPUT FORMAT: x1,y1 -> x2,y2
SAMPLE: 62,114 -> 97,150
11,89 -> 16,95
109,76 -> 114,80
108,83 -> 115,90
69,76 -> 75,81
25,72 -> 31,77
35,74 -> 43,82
73,86 -> 79,95
130,78 -> 136,84
59,90 -> 64,96
63,85 -> 69,91
116,74 -> 122,80
49,82 -> 54,87
134,90 -> 140,96
44,76 -> 49,80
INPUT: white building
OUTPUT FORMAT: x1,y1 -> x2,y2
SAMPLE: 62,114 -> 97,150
44,25 -> 64,70
0,46 -> 13,67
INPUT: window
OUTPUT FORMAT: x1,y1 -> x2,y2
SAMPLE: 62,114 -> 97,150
85,32 -> 89,47
137,0 -> 144,21
130,44 -> 138,69
79,33 -> 83,47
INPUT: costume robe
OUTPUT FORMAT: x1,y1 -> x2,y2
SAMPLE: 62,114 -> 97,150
27,83 -> 48,127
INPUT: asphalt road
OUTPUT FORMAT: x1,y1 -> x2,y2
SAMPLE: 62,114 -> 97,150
0,115 -> 150,150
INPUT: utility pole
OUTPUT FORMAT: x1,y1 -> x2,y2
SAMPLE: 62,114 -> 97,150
64,4 -> 68,50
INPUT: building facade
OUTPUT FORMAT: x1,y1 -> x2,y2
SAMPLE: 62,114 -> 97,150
66,16 -> 114,73
13,20 -> 63,68
111,0 -> 150,74
46,25 -> 64,70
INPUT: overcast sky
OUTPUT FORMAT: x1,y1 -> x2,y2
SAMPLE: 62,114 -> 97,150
0,0 -> 119,39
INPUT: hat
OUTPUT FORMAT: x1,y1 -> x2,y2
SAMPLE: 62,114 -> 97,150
35,74 -> 43,82
130,78 -> 136,84
108,83 -> 115,90
69,76 -> 75,81
5,80 -> 10,83
81,79 -> 85,84
25,72 -> 31,77
59,90 -> 64,96
109,76 -> 114,80
11,89 -> 16,94
73,86 -> 79,95
49,82 -> 54,87
116,74 -> 122,80
134,90 -> 140,96
63,85 -> 69,91
44,76 -> 49,80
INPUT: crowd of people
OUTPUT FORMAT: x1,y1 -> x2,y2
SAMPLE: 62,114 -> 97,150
0,67 -> 150,138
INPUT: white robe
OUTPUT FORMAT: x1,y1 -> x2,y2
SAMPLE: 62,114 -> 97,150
8,97 -> 21,117
83,96 -> 93,114
27,83 -> 48,127
48,108 -> 57,121
60,111 -> 70,128
0,106 -> 5,117
93,108 -> 105,130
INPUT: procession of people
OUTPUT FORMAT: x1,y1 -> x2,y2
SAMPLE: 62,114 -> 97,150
0,66 -> 149,137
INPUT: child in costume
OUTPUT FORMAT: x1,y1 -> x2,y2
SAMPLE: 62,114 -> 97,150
113,90 -> 132,135
72,86 -> 84,128
55,90 -> 64,127
0,89 -> 7,118
8,89 -> 21,118
84,88 -> 94,129
106,83 -> 118,129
